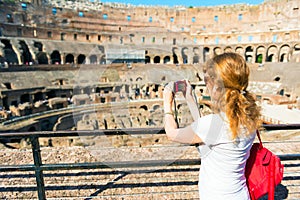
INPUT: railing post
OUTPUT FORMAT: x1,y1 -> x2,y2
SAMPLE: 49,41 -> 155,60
30,135 -> 46,200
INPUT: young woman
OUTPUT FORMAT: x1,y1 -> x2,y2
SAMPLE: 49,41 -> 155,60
163,52 -> 261,200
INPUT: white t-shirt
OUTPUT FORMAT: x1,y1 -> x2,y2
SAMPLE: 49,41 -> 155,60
191,113 -> 255,200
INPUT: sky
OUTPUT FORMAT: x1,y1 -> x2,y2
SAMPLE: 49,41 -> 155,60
100,0 -> 264,7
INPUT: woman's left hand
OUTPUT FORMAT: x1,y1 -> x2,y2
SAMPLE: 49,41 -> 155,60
163,82 -> 174,110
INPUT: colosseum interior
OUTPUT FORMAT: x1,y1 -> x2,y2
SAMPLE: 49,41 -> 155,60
0,0 -> 300,199
0,0 -> 299,133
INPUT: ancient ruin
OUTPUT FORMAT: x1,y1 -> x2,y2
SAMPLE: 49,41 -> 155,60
0,0 -> 299,133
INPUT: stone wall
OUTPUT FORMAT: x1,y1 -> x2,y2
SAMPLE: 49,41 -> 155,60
1,0 -> 300,66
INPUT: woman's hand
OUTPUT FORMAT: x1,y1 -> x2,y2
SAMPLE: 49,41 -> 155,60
184,80 -> 193,101
163,82 -> 174,112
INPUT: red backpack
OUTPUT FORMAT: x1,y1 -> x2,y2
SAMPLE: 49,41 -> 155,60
245,130 -> 284,200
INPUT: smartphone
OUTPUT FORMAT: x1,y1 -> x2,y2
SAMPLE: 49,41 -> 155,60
174,80 -> 187,93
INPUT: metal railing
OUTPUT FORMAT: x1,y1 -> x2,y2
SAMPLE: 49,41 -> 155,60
0,124 -> 300,200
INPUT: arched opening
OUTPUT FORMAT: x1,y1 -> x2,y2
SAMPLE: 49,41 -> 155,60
279,45 -> 290,62
173,54 -> 178,64
50,50 -> 61,64
163,56 -> 170,64
245,46 -> 254,63
20,94 -> 30,103
266,54 -> 274,62
36,52 -> 48,64
99,56 -> 106,64
152,104 -> 160,111
33,92 -> 43,102
182,47 -> 188,64
213,47 -> 221,56
46,90 -> 56,99
172,47 -> 179,64
145,56 -> 150,64
224,46 -> 232,53
235,47 -> 243,56
65,54 -> 74,63
1,39 -> 19,64
193,55 -> 199,64
255,46 -> 265,63
256,54 -> 263,63
274,76 -> 280,81
83,87 -> 90,95
140,105 -> 148,111
266,45 -> 277,62
280,53 -> 287,62
89,55 -> 97,64
193,47 -> 200,64
203,47 -> 210,62
154,56 -> 160,63
77,54 -> 86,64
19,40 -> 33,65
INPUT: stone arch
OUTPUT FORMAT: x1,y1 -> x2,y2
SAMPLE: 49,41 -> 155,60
152,104 -> 160,111
266,45 -> 278,62
163,56 -> 170,64
1,39 -> 19,64
255,46 -> 266,63
279,44 -> 290,62
89,54 -> 97,64
224,46 -> 232,53
203,47 -> 210,62
154,56 -> 160,63
99,55 -> 106,64
33,41 -> 43,51
140,105 -> 148,111
19,40 -> 34,65
50,50 -> 61,64
193,47 -> 200,64
136,77 -> 143,81
36,52 -> 48,64
172,47 -> 179,64
213,47 -> 222,56
65,54 -> 74,63
34,41 -> 48,64
181,47 -> 188,64
245,46 -> 254,63
291,44 -> 300,62
145,56 -> 150,64
33,92 -> 43,102
235,46 -> 244,56
77,54 -> 86,64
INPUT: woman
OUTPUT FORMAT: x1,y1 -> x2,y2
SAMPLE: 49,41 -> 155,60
163,52 -> 261,200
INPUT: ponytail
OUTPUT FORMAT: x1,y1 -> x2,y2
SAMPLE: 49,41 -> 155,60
225,88 -> 261,139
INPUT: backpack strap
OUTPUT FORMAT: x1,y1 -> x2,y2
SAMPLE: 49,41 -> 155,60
256,129 -> 263,149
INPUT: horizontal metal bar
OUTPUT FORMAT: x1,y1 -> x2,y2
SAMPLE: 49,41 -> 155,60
0,128 -> 166,139
1,123 -> 300,139
2,154 -> 300,173
0,159 -> 201,173
278,154 -> 300,161
40,159 -> 201,171
0,164 -> 35,172
262,124 -> 300,131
